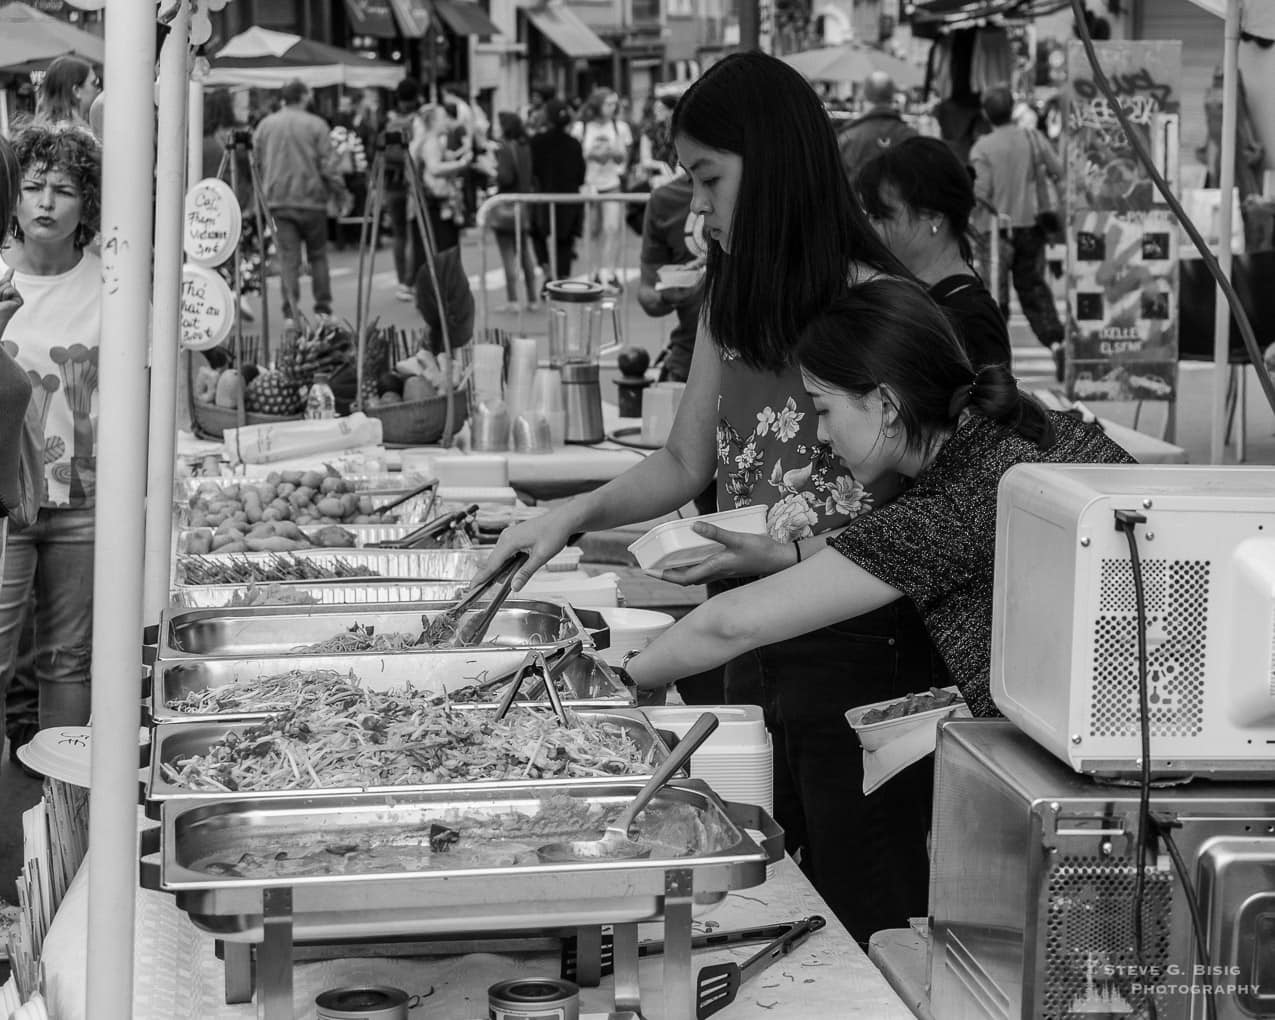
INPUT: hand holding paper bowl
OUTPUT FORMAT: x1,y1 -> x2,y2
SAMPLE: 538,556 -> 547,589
628,505 -> 795,585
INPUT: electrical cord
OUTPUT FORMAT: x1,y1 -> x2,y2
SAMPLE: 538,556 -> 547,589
1152,812 -> 1219,1020
1114,508 -> 1157,1020
1070,0 -> 1275,418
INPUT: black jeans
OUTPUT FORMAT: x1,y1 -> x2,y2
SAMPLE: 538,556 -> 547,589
727,599 -> 947,944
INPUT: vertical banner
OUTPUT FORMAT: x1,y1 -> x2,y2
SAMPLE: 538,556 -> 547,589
1064,40 -> 1181,402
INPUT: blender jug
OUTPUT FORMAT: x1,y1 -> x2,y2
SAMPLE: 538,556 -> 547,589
545,280 -> 621,444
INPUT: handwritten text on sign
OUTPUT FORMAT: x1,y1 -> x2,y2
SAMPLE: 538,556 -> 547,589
181,265 -> 233,351
183,178 -> 241,267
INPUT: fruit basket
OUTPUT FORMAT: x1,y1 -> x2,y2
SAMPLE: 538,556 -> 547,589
364,387 -> 469,446
190,401 -> 301,441
188,359 -> 302,441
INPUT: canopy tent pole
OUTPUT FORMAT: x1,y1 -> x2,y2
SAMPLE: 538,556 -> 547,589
0,89 -> 8,138
1210,0 -> 1241,463
187,77 -> 205,196
85,0 -> 157,1014
143,2 -> 191,625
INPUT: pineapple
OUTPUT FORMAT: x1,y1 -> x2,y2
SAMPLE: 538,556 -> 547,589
244,369 -> 304,415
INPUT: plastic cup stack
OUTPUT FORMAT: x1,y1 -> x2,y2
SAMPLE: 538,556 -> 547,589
529,367 -> 566,448
505,336 -> 539,428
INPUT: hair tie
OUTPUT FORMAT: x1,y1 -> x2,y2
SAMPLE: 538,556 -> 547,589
948,384 -> 973,417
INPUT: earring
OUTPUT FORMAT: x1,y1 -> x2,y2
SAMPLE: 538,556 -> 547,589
930,223 -> 939,235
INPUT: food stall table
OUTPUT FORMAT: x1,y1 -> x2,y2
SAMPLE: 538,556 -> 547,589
867,928 -> 934,1020
41,854 -> 914,1019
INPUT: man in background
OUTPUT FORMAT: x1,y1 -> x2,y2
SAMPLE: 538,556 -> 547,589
836,71 -> 916,182
969,85 -> 1065,378
253,79 -> 347,325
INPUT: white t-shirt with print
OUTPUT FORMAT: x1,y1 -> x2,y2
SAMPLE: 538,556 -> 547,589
571,119 -> 633,192
0,251 -> 102,508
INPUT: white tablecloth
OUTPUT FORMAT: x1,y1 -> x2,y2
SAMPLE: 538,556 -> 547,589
41,854 -> 912,1020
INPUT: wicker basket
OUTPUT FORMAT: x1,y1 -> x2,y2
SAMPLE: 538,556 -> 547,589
190,400 -> 303,441
364,388 -> 469,445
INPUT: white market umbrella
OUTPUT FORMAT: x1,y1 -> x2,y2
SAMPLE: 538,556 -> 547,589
780,42 -> 923,90
206,26 -> 402,89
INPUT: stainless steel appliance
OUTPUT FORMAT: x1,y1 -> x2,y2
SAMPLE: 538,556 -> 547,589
929,718 -> 1275,1020
991,464 -> 1275,778
545,280 -> 621,444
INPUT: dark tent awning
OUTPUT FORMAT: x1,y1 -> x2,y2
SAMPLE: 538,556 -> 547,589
433,0 -> 500,37
525,3 -> 610,59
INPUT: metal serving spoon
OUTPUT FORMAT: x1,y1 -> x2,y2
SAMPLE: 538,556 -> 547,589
536,711 -> 719,863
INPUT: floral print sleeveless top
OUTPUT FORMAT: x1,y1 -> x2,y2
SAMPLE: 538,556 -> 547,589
715,347 -> 870,542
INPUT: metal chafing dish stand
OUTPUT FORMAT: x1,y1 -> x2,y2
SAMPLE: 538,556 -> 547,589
153,601 -> 601,659
142,708 -> 675,816
144,645 -> 630,725
140,780 -> 782,1020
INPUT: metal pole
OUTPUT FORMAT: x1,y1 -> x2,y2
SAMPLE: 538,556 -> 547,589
143,2 -> 190,626
187,77 -> 204,191
88,0 -> 157,1014
1210,0 -> 1240,464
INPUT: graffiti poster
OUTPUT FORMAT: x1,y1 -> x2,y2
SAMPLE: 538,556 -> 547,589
1066,210 -> 1178,402
1064,41 -> 1181,402
1064,40 -> 1181,213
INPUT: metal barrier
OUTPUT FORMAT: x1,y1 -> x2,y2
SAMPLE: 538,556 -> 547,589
473,191 -> 653,347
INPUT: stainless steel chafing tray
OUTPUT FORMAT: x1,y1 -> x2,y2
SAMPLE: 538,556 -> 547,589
156,601 -> 593,659
167,579 -> 471,610
174,475 -> 439,526
171,548 -> 489,589
144,708 -> 668,814
140,779 -> 782,942
147,644 -> 630,725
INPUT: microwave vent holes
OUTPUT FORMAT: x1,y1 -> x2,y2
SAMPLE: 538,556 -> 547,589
1089,559 -> 1210,739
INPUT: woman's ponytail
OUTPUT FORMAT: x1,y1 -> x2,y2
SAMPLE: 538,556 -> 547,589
958,364 -> 1056,449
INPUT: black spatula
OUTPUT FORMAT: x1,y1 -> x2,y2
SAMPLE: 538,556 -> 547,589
695,914 -> 826,1019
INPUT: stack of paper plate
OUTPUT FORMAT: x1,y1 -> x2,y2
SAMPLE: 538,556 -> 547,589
643,705 -> 772,813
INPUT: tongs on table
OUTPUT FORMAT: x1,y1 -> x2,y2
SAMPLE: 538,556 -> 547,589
696,915 -> 826,1018
560,917 -> 820,983
371,501 -> 476,550
415,550 -> 528,647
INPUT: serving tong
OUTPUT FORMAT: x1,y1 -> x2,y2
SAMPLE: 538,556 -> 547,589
415,550 -> 528,647
431,640 -> 584,710
368,478 -> 440,521
559,918 -> 821,983
493,648 -> 570,725
369,500 -> 476,550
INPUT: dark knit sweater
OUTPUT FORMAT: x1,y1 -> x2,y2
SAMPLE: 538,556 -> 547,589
830,411 -> 1135,717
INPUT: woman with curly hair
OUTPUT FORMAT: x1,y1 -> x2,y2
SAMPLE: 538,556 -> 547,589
477,53 -> 947,942
35,56 -> 101,128
0,122 -> 102,732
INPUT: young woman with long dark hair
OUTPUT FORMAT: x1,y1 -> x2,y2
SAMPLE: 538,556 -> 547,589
476,53 -> 946,942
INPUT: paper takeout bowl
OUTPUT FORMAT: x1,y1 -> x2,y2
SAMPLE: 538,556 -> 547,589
845,689 -> 970,752
627,505 -> 770,572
